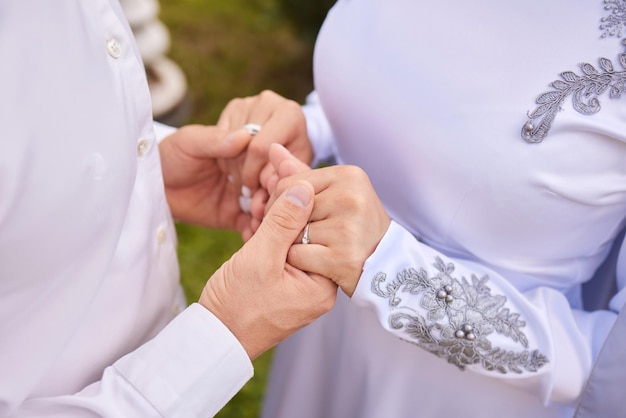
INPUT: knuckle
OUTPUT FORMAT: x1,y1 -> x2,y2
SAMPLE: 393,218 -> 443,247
258,89 -> 278,101
336,190 -> 366,213
339,166 -> 373,208
345,165 -> 369,182
274,176 -> 291,194
248,138 -> 268,157
283,99 -> 303,115
267,207 -> 301,232
227,97 -> 245,108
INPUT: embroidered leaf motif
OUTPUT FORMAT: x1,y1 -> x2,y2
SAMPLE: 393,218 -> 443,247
551,80 -> 570,90
521,2 -> 626,143
611,77 -> 626,98
521,55 -> 626,143
371,257 -> 549,374
560,71 -> 580,82
600,57 -> 615,72
581,62 -> 599,76
536,91 -> 561,104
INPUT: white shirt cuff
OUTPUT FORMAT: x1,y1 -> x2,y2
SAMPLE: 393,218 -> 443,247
153,121 -> 178,143
113,303 -> 253,417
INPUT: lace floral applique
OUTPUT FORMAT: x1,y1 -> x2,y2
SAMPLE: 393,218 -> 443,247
371,257 -> 549,373
521,0 -> 626,143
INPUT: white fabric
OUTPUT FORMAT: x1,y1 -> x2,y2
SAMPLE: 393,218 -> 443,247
153,121 -> 179,143
611,230 -> 626,312
301,91 -> 336,167
0,1 -> 252,417
263,0 -> 626,417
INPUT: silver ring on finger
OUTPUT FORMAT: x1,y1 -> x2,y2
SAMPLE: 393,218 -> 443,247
243,123 -> 262,136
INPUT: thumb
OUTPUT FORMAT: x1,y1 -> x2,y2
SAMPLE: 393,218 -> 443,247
265,143 -> 311,195
248,180 -> 314,256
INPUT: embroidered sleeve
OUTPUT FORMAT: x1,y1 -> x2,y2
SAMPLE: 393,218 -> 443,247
370,257 -> 549,373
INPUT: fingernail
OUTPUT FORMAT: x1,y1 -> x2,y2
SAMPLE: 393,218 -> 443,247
241,185 -> 252,198
286,184 -> 311,207
227,174 -> 234,183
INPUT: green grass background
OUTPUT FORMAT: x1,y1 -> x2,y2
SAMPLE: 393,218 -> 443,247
156,1 -> 334,416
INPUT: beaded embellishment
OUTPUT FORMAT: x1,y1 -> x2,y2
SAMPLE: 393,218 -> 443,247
371,257 -> 549,373
522,0 -> 626,143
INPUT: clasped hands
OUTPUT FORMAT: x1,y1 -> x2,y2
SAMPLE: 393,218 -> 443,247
158,90 -> 389,358
219,90 -> 391,296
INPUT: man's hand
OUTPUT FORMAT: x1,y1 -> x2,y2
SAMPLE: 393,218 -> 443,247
199,181 -> 338,360
159,124 -> 253,235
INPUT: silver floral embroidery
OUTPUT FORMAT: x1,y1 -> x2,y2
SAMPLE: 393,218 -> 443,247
521,0 -> 626,143
371,257 -> 549,373
600,0 -> 626,38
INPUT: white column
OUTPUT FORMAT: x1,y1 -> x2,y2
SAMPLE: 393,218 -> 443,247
120,0 -> 188,122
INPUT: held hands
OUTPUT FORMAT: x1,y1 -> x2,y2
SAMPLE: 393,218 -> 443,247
159,102 -> 338,362
160,90 -> 388,306
212,86 -> 390,297
159,90 -> 310,236
199,181 -> 337,360
265,144 -> 391,297
215,91 -> 313,238
216,90 -> 312,191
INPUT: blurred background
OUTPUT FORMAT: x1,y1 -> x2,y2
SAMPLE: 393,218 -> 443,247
124,0 -> 335,416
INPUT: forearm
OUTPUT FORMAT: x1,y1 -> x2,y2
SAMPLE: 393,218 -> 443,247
5,305 -> 253,418
351,221 -> 620,407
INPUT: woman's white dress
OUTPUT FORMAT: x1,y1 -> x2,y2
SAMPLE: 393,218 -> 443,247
262,0 -> 626,417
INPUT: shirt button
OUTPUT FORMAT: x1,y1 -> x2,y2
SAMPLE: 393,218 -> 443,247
156,226 -> 166,244
106,38 -> 122,58
137,138 -> 150,156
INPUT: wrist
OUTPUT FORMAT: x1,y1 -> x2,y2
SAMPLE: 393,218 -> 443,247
199,279 -> 265,360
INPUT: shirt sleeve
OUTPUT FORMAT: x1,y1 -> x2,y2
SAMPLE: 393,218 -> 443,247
351,220 -> 623,408
8,304 -> 253,418
153,121 -> 178,143
301,91 -> 337,167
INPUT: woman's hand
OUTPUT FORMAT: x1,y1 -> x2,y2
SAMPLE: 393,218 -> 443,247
265,145 -> 391,297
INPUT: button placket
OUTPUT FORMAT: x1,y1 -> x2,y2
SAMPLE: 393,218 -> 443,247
156,226 -> 166,245
137,138 -> 151,157
106,38 -> 122,58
